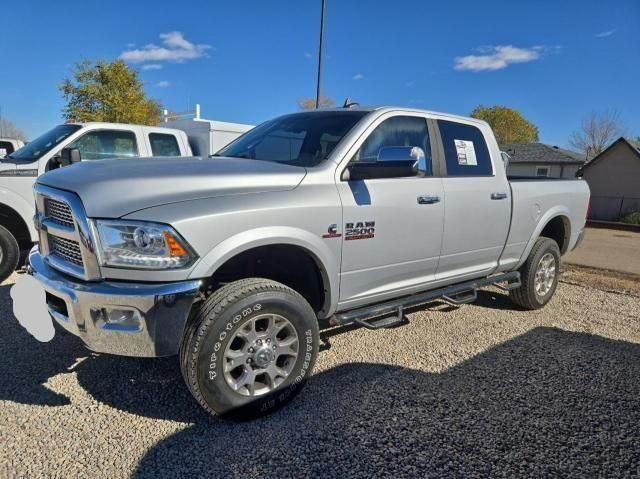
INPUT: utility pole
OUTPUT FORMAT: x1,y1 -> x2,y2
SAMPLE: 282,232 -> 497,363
315,0 -> 326,109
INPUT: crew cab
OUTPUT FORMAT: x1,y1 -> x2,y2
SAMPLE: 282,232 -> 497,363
13,107 -> 590,417
0,122 -> 192,283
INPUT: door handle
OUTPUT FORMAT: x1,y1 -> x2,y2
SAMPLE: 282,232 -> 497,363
417,195 -> 440,205
490,192 -> 508,200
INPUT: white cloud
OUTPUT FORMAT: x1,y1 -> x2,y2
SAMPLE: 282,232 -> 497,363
141,64 -> 162,70
120,31 -> 211,64
596,29 -> 616,38
352,73 -> 364,80
155,80 -> 171,88
454,45 -> 548,72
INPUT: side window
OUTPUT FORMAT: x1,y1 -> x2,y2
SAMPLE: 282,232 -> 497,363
0,141 -> 15,155
437,120 -> 492,176
149,133 -> 181,156
357,116 -> 430,162
69,130 -> 138,160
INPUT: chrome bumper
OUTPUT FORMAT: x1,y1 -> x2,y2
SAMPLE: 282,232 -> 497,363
28,249 -> 200,357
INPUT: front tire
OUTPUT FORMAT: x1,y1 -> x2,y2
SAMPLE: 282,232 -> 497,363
180,278 -> 319,417
0,225 -> 20,284
510,237 -> 561,310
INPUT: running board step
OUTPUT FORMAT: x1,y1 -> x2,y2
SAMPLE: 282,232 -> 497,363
442,289 -> 478,305
331,271 -> 521,329
353,305 -> 408,330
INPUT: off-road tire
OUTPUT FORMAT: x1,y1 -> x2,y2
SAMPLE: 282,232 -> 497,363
180,278 -> 319,417
510,237 -> 561,310
0,225 -> 20,284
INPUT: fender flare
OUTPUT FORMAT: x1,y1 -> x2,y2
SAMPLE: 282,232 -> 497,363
0,189 -> 38,242
188,226 -> 339,317
516,206 -> 571,268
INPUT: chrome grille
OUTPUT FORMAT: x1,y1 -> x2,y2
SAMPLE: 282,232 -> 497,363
49,235 -> 84,266
45,198 -> 74,228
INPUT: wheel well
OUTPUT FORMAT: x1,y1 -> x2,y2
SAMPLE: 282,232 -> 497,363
208,245 -> 328,316
0,204 -> 32,250
540,215 -> 570,254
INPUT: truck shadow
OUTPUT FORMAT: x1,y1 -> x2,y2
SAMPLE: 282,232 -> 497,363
131,327 -> 640,478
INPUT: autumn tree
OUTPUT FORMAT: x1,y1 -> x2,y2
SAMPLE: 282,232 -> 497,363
0,119 -> 27,142
297,94 -> 335,110
470,105 -> 539,144
568,110 -> 626,159
60,59 -> 162,125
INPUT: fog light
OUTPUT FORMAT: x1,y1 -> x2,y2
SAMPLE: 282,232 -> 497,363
92,307 -> 142,332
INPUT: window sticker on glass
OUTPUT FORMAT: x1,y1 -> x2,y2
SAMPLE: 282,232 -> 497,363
454,139 -> 477,166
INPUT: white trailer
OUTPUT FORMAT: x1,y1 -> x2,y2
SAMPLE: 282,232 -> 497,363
162,104 -> 253,156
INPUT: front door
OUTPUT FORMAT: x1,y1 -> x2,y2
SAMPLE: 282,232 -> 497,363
335,113 -> 445,309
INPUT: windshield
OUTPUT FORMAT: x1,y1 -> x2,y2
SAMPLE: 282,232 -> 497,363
216,111 -> 367,167
9,124 -> 82,161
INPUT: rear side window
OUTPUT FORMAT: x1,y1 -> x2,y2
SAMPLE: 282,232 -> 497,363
149,133 -> 181,156
437,120 -> 492,176
69,130 -> 138,160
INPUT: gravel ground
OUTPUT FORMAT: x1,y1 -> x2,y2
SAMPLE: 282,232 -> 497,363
1,268 -> 639,478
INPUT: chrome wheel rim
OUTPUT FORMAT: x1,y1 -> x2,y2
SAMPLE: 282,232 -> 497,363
534,252 -> 556,297
223,313 -> 299,397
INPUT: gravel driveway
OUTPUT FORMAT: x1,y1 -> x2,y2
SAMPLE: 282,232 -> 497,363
1,268 -> 639,478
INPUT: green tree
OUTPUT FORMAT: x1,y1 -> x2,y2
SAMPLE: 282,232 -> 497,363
470,105 -> 539,144
60,59 -> 162,125
297,94 -> 334,110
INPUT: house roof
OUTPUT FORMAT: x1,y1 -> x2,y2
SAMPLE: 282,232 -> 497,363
499,142 -> 585,164
578,137 -> 640,173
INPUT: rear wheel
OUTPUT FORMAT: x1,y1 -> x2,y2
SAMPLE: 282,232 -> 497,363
180,278 -> 319,417
0,225 -> 20,284
510,237 -> 561,310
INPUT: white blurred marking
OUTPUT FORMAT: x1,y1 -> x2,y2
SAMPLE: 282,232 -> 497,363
11,275 -> 55,342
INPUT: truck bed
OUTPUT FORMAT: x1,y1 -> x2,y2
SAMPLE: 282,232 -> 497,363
498,177 -> 590,271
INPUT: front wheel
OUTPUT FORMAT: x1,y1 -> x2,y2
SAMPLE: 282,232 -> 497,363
180,278 -> 319,417
510,237 -> 561,310
0,225 -> 20,284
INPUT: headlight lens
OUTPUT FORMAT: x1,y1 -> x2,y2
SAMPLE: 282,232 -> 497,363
95,220 -> 197,269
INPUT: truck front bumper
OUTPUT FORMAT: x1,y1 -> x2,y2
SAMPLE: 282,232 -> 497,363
28,250 -> 201,357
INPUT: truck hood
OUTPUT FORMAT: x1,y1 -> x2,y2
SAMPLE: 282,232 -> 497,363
37,156 -> 307,218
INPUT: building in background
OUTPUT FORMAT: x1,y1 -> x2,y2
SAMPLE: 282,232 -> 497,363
500,143 -> 585,179
578,137 -> 640,221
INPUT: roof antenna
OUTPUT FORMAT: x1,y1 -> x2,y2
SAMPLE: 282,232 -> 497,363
343,97 -> 359,108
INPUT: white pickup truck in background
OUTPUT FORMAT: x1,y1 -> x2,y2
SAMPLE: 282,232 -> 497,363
0,138 -> 25,158
0,116 -> 253,283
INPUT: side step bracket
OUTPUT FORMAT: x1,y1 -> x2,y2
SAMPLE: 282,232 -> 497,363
331,271 -> 520,330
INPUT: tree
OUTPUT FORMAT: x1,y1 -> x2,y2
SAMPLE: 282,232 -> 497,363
568,110 -> 625,159
297,94 -> 334,110
60,59 -> 162,125
0,119 -> 27,142
470,105 -> 539,144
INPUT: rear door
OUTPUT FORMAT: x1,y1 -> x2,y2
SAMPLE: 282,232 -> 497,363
434,119 -> 510,279
336,113 -> 445,308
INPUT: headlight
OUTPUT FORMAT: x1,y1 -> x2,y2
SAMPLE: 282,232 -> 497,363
94,220 -> 197,269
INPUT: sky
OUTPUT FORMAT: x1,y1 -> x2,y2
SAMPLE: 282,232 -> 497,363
1,0 -> 639,148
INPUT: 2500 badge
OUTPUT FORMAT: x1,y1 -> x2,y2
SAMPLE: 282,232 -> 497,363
345,221 -> 375,241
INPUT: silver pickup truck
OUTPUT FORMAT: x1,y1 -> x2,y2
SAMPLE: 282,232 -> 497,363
15,107 -> 590,416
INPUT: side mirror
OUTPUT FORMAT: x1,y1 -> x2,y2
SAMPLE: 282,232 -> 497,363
59,147 -> 81,167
